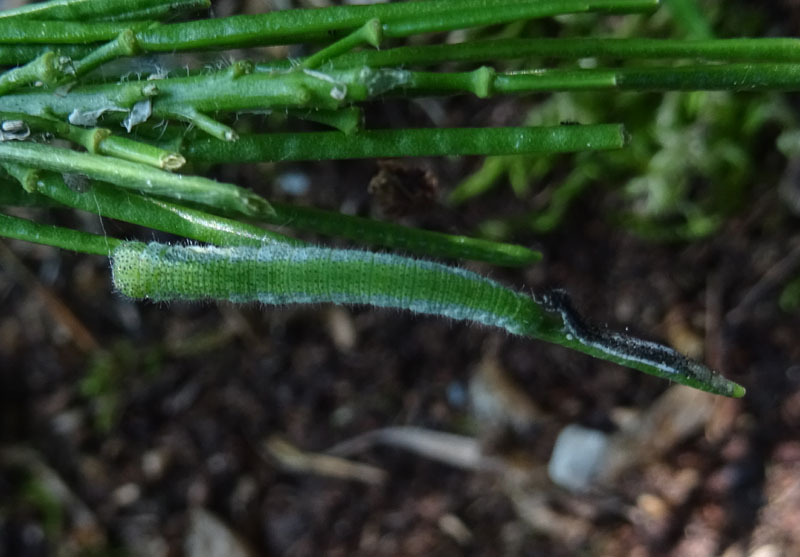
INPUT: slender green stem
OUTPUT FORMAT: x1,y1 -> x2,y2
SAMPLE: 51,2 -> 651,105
286,107 -> 363,134
8,63 -> 797,131
408,66 -> 617,95
381,0 -> 659,39
183,125 -> 627,162
161,106 -> 239,142
4,153 -> 537,264
327,37 -> 800,68
149,65 -> 359,113
0,52 -> 72,95
0,0 -> 647,54
2,163 -> 41,193
0,141 -> 272,217
0,79 -> 159,121
0,111 -> 185,169
89,134 -> 184,170
27,172 -> 298,247
0,65 -> 370,120
133,0 -> 659,51
43,0 -> 657,73
301,19 -> 382,70
0,0 -> 209,22
0,212 -> 119,255
264,201 -> 541,267
70,29 -> 141,79
610,63 -> 800,90
13,0 -> 634,64
0,19 -> 152,44
0,44 -> 91,66
418,63 -> 800,94
91,2 -> 211,23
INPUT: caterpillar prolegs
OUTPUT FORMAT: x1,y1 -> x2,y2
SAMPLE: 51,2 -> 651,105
111,242 -> 745,398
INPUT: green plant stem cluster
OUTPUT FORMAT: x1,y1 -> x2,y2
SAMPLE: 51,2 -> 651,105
6,63 -> 800,136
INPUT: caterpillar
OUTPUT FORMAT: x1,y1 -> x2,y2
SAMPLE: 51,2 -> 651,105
111,242 -> 744,398
111,241 -> 543,334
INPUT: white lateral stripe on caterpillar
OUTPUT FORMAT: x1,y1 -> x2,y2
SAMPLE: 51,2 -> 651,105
534,288 -> 721,386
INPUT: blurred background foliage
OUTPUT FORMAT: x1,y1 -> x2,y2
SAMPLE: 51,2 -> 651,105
450,0 -> 797,248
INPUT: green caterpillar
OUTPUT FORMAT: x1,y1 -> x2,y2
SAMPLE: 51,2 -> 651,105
111,242 -> 745,398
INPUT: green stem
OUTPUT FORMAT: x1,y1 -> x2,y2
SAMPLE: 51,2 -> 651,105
610,63 -> 800,90
0,141 -> 272,217
0,65 -> 365,119
183,125 -> 627,162
3,163 -> 41,193
0,51 -> 72,95
381,0 -> 659,39
327,37 -> 800,68
409,66 -> 616,95
90,134 -> 184,170
0,0 -> 209,22
442,63 -> 800,94
133,0 -> 659,51
265,201 -> 542,267
161,106 -> 239,142
0,19 -> 152,44
70,29 -> 141,79
0,111 -> 185,169
0,44 -> 91,66
27,172 -> 298,247
10,1 -> 655,73
301,18 -> 382,70
91,1 -> 211,23
0,211 -> 119,255
4,79 -> 157,117
286,107 -> 363,134
8,63 -> 797,128
0,0 -> 655,70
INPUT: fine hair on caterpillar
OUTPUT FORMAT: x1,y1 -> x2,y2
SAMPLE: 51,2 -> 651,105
111,242 -> 745,397
111,241 -> 536,333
